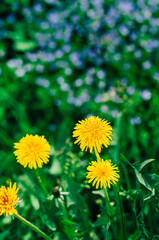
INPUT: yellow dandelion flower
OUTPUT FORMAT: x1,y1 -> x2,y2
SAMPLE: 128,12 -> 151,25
14,134 -> 51,169
0,183 -> 19,216
86,159 -> 119,189
73,116 -> 112,158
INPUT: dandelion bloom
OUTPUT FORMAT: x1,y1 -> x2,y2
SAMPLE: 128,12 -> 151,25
14,134 -> 51,169
86,159 -> 119,189
0,183 -> 19,216
73,116 -> 112,158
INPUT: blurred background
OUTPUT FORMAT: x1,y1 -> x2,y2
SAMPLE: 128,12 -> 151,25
0,0 -> 159,239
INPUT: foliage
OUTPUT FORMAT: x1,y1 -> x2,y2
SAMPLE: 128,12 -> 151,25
0,0 -> 159,239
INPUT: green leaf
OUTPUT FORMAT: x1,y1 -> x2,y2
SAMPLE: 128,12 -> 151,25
94,215 -> 109,227
30,194 -> 40,210
144,188 -> 155,201
120,154 -> 133,168
120,155 -> 155,192
57,217 -> 77,240
146,174 -> 159,187
67,177 -> 91,239
133,159 -> 155,172
0,230 -> 10,240
14,41 -> 36,51
40,198 -> 76,240
134,169 -> 153,191
62,218 -> 77,226
74,231 -> 88,237
152,235 -> 159,240
134,190 -> 144,217
92,189 -> 105,198
49,158 -> 63,175
2,215 -> 12,224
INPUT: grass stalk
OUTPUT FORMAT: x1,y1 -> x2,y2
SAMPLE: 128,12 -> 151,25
103,188 -> 118,240
114,185 -> 127,240
34,169 -> 49,198
14,213 -> 52,240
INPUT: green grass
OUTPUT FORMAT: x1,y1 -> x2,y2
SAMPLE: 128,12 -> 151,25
0,0 -> 159,238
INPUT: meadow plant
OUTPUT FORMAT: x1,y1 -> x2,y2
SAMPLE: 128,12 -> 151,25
73,116 -> 123,239
0,118 -> 158,240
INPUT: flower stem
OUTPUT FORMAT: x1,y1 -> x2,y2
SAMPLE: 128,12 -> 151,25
34,169 -> 49,198
104,188 -> 112,217
114,185 -> 127,240
94,147 -> 101,161
104,188 -> 118,239
105,222 -> 110,240
14,213 -> 52,240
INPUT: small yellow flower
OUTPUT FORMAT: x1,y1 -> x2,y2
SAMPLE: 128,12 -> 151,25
0,183 -> 19,216
73,116 -> 112,158
86,159 -> 119,189
14,134 -> 51,169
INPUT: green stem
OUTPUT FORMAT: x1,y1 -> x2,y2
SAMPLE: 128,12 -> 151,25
34,169 -> 49,198
121,163 -> 131,190
104,188 -> 118,240
114,185 -> 127,240
103,188 -> 112,240
14,213 -> 52,240
105,222 -> 110,240
104,188 -> 112,217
